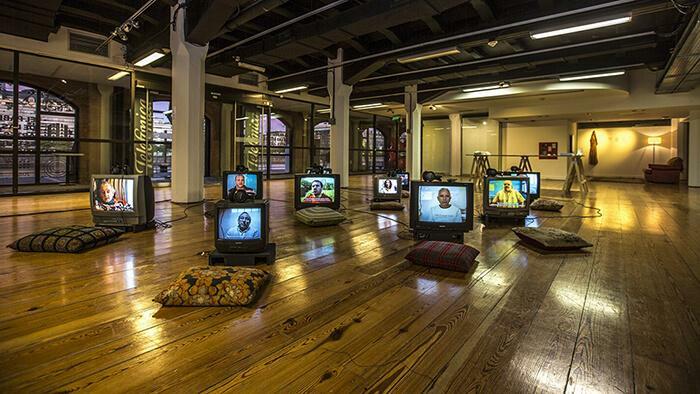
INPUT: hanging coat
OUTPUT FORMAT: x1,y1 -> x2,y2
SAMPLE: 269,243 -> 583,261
589,130 -> 598,165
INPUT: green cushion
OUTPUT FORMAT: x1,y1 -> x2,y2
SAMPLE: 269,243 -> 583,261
8,225 -> 124,253
370,201 -> 405,211
154,266 -> 269,306
295,207 -> 346,226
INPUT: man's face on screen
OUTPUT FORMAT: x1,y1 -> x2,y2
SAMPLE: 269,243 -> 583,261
312,181 -> 323,195
238,212 -> 251,231
437,188 -> 451,207
235,175 -> 245,188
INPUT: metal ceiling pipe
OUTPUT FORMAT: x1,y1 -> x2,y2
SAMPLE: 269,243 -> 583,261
220,0 -> 288,33
266,0 -> 645,82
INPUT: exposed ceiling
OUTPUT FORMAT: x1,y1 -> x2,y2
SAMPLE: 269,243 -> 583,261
1,0 -> 698,105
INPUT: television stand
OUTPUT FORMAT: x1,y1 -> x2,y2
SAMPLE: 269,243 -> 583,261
208,243 -> 277,266
413,230 -> 464,244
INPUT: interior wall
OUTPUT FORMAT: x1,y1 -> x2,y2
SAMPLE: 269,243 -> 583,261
462,118 -> 499,175
422,118 -> 451,174
503,120 -> 570,180
577,123 -> 677,179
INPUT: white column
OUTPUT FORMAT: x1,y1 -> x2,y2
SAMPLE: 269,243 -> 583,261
689,110 -> 700,188
449,113 -> 461,176
404,85 -> 422,178
170,0 -> 208,203
97,84 -> 113,174
328,48 -> 352,187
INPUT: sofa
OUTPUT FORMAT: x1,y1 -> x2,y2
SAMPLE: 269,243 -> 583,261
643,157 -> 683,184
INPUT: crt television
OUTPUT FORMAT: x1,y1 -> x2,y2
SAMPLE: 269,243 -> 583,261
215,200 -> 269,253
294,174 -> 341,211
484,176 -> 530,217
396,171 -> 410,191
222,171 -> 263,200
409,181 -> 474,232
373,176 -> 401,201
508,171 -> 540,200
90,174 -> 154,226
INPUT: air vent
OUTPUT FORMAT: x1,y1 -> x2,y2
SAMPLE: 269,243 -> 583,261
69,33 -> 108,57
239,72 -> 259,86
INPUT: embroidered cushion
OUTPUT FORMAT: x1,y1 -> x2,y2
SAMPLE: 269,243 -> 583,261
154,266 -> 270,306
8,225 -> 124,253
530,199 -> 564,212
295,206 -> 346,226
370,201 -> 405,211
405,241 -> 480,272
512,227 -> 593,251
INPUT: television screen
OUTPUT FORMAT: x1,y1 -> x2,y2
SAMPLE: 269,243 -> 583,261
92,178 -> 135,212
397,172 -> 410,190
218,207 -> 263,241
509,172 -> 539,197
298,176 -> 337,204
377,177 -> 399,195
487,178 -> 529,208
223,172 -> 261,199
417,184 -> 468,223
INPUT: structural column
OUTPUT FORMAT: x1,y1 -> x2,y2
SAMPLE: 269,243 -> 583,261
689,110 -> 700,187
328,48 -> 352,187
404,85 -> 422,178
170,0 -> 209,203
97,84 -> 113,174
449,113 -> 461,176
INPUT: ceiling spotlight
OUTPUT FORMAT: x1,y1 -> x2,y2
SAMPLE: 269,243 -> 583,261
429,105 -> 437,111
131,20 -> 140,29
487,40 -> 498,48
117,31 -> 128,41
60,79 -> 67,84
122,22 -> 133,33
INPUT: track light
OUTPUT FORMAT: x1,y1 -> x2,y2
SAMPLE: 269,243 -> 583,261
559,71 -> 625,81
530,16 -> 632,39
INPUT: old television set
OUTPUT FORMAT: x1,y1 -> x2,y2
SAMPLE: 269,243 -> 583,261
373,176 -> 401,201
215,200 -> 269,253
396,171 -> 410,191
484,176 -> 530,217
294,174 -> 341,211
90,175 -> 155,227
222,171 -> 263,200
508,171 -> 540,200
410,181 -> 474,241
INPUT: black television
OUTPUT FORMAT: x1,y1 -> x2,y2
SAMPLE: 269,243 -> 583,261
294,174 -> 341,211
483,176 -> 530,217
222,171 -> 263,200
90,174 -> 154,227
215,200 -> 268,253
373,176 -> 401,201
508,171 -> 540,200
396,171 -> 410,191
409,181 -> 474,232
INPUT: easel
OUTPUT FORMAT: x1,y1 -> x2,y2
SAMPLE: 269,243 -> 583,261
563,155 -> 588,194
518,156 -> 533,172
469,153 -> 491,189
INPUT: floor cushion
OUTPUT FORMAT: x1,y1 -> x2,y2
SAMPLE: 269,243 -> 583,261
8,225 -> 124,253
512,227 -> 592,251
154,266 -> 270,306
405,240 -> 479,272
530,199 -> 564,212
295,207 -> 346,226
370,201 -> 405,211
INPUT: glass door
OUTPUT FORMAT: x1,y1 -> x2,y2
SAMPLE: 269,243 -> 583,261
235,103 -> 268,174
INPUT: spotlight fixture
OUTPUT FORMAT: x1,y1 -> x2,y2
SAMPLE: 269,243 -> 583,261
107,71 -> 129,81
274,85 -> 308,94
462,82 -> 509,93
117,31 -> 128,41
429,105 -> 437,111
60,79 -> 67,84
134,50 -> 165,67
559,71 -> 626,81
352,103 -> 386,109
487,40 -> 499,48
397,47 -> 461,64
530,16 -> 632,39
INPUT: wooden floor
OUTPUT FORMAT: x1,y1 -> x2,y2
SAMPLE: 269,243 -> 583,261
0,176 -> 698,393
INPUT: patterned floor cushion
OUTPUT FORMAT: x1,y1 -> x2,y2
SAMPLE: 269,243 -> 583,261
512,227 -> 592,251
405,240 -> 480,272
295,207 -> 346,226
8,225 -> 124,253
370,201 -> 405,211
154,266 -> 270,306
530,199 -> 564,212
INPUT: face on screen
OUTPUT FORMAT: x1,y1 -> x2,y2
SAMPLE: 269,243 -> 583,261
226,173 -> 258,196
300,177 -> 335,204
219,207 -> 262,240
488,179 -> 529,208
93,178 -> 134,212
377,178 -> 398,194
398,173 -> 409,187
417,185 -> 467,223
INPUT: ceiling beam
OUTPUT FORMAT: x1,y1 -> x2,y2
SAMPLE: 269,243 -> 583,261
470,0 -> 495,21
186,0 -> 246,46
345,60 -> 387,85
422,16 -> 444,34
